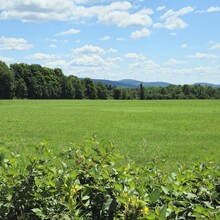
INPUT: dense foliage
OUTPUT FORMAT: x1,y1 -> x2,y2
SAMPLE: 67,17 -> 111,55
0,61 -> 220,99
0,139 -> 220,219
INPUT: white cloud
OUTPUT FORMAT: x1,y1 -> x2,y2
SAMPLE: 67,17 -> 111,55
106,57 -> 122,62
181,44 -> 188,48
50,44 -> 57,48
188,52 -> 217,59
71,54 -> 106,66
116,37 -> 125,41
55,28 -> 80,36
130,28 -> 151,39
107,48 -> 117,54
209,43 -> 220,50
160,6 -> 194,30
98,8 -> 153,27
207,6 -> 220,13
46,60 -> 69,68
125,53 -> 146,60
73,44 -> 105,54
164,58 -> 184,65
100,35 -> 111,41
27,53 -> 58,60
72,0 -> 104,4
153,23 -> 163,28
129,59 -> 159,70
156,6 -> 166,11
0,36 -> 33,51
0,0 -> 153,28
0,55 -> 14,63
169,32 -> 177,36
72,44 -> 116,55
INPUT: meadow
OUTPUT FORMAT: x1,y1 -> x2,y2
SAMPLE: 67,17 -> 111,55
0,99 -> 219,169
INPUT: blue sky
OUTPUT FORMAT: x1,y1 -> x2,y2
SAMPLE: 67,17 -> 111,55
0,0 -> 220,84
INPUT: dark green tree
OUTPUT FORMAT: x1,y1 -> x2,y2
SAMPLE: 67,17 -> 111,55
14,78 -> 28,98
139,83 -> 145,100
84,78 -> 97,99
96,82 -> 108,99
0,61 -> 14,99
69,76 -> 84,99
113,87 -> 121,100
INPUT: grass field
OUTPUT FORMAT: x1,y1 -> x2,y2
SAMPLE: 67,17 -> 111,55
0,100 -> 219,169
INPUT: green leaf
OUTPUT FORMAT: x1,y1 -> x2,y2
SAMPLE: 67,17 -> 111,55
161,186 -> 169,195
82,195 -> 90,201
149,189 -> 160,203
61,161 -> 68,170
32,208 -> 46,218
159,204 -> 167,219
103,198 -> 113,211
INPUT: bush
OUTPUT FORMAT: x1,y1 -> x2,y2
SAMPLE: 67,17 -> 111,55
0,139 -> 220,219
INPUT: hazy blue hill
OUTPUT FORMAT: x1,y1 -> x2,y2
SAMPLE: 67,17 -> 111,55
118,79 -> 143,87
193,82 -> 220,88
142,82 -> 172,87
119,79 -> 172,87
91,78 -> 220,88
92,79 -> 135,88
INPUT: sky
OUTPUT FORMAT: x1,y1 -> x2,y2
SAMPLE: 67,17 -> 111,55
0,0 -> 220,84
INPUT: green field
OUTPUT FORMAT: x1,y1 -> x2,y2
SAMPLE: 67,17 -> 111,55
0,100 -> 219,168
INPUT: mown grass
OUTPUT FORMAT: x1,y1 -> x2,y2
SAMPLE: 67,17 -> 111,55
0,100 -> 219,169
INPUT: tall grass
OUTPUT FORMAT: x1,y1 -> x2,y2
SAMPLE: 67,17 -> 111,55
0,100 -> 219,168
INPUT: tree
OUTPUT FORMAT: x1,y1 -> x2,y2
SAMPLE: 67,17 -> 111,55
0,61 -> 14,99
96,82 -> 108,99
69,76 -> 84,99
84,78 -> 97,99
14,78 -> 28,98
113,87 -> 121,100
139,83 -> 145,100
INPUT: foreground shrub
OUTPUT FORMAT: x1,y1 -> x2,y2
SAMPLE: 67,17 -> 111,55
0,139 -> 220,219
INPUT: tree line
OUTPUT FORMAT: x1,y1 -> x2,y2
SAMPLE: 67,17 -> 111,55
0,60 -> 220,100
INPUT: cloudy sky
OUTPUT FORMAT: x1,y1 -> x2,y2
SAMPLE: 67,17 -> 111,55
0,0 -> 220,84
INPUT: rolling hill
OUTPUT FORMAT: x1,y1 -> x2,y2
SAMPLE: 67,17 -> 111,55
92,79 -> 220,88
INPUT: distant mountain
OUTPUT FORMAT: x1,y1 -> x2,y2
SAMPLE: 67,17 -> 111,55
92,79 -> 172,88
92,79 -> 135,88
119,79 -> 172,87
193,82 -> 220,88
91,78 -> 220,88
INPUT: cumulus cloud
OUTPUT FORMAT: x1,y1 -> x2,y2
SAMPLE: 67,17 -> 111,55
169,32 -> 177,36
46,60 -> 69,68
0,0 -> 153,28
181,44 -> 188,48
70,54 -> 121,70
100,35 -> 111,41
0,55 -> 14,63
130,28 -> 151,39
156,5 -> 166,11
209,42 -> 220,50
0,36 -> 33,50
27,53 -> 58,60
164,58 -> 184,65
129,59 -> 159,70
207,6 -> 220,12
98,8 -> 153,27
159,6 -> 194,30
55,28 -> 80,36
125,53 -> 146,60
72,44 -> 116,55
71,54 -> 106,66
188,52 -> 217,59
50,44 -> 57,48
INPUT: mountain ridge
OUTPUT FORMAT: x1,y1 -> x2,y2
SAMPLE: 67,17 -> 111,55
91,79 -> 220,88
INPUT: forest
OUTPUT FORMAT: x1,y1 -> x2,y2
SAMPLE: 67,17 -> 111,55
1,60 -> 220,100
